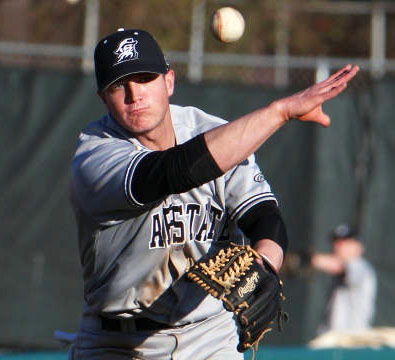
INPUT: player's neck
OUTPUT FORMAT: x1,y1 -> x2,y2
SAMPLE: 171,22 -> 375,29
134,114 -> 176,150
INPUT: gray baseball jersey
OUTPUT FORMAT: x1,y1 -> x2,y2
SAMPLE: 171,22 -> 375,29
317,257 -> 377,334
70,104 -> 277,325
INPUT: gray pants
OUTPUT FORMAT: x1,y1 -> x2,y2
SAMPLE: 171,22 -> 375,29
70,310 -> 243,360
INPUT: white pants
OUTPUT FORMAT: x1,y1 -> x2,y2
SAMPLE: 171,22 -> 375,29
70,310 -> 243,360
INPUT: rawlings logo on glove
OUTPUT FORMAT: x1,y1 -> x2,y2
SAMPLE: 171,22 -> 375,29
238,272 -> 259,298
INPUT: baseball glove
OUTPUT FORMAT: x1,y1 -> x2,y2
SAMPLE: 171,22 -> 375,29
186,243 -> 286,355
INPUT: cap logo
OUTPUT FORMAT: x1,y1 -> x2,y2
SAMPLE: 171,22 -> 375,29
113,38 -> 139,66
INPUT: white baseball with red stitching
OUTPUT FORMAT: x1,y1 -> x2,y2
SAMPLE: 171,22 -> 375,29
211,7 -> 245,43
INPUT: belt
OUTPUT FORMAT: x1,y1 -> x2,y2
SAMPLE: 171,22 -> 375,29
101,316 -> 171,332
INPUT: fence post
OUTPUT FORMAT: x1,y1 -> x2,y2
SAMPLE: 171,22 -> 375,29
370,2 -> 386,79
82,0 -> 100,73
275,0 -> 290,87
316,58 -> 330,83
188,0 -> 206,83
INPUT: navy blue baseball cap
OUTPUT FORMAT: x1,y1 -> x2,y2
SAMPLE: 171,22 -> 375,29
94,28 -> 170,92
330,224 -> 356,241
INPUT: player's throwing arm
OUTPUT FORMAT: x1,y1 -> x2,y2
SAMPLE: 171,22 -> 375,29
204,64 -> 359,173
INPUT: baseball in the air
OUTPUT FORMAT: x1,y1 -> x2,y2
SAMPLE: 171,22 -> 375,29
210,7 -> 245,43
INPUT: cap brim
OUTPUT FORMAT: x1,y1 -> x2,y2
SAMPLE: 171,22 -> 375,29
100,64 -> 168,91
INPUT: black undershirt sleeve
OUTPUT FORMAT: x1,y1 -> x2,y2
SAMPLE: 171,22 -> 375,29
237,200 -> 288,253
131,133 -> 224,204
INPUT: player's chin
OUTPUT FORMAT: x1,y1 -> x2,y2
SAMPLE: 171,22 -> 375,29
125,118 -> 158,135
125,109 -> 148,120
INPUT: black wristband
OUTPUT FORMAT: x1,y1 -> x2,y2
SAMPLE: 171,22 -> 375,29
237,201 -> 288,253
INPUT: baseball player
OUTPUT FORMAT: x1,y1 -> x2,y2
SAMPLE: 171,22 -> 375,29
69,28 -> 358,359
311,224 -> 377,335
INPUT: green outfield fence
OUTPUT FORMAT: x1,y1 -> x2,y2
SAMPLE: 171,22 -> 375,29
1,348 -> 395,360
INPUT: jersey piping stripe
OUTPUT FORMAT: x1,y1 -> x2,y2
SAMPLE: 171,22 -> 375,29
229,193 -> 277,222
124,151 -> 151,207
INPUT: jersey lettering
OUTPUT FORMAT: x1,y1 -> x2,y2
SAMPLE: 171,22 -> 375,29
195,204 -> 209,242
149,214 -> 165,248
195,203 -> 224,242
208,206 -> 223,240
162,206 -> 173,246
149,202 -> 223,249
186,204 -> 200,240
171,205 -> 185,244
162,204 -> 185,246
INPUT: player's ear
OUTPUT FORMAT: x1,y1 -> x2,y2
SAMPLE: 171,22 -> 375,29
164,69 -> 175,97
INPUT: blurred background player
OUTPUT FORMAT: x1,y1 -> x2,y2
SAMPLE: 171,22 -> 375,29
311,224 -> 377,335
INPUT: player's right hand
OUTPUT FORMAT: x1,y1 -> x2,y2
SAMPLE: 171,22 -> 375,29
274,64 -> 359,127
